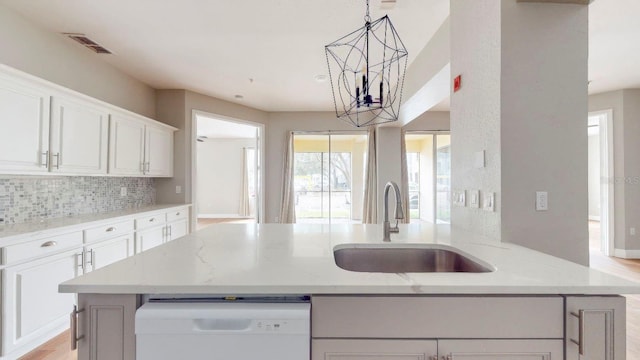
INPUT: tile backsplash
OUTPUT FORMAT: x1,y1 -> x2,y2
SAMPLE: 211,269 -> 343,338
0,176 -> 155,224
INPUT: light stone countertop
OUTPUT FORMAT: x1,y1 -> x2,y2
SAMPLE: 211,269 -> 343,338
0,204 -> 190,247
59,223 -> 640,295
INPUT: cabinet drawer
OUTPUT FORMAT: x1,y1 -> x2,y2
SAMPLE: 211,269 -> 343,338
84,220 -> 134,243
2,231 -> 83,265
166,207 -> 188,223
312,296 -> 564,339
135,213 -> 165,230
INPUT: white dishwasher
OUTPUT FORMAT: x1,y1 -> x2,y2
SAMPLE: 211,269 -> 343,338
136,299 -> 310,360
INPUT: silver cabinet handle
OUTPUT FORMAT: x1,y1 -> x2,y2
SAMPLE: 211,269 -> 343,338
149,217 -> 156,222
105,226 -> 116,232
87,249 -> 95,266
42,151 -> 49,168
176,212 -> 180,216
570,310 -> 585,355
140,162 -> 145,173
52,152 -> 60,169
41,240 -> 57,247
70,305 -> 85,350
76,252 -> 84,272
145,162 -> 150,173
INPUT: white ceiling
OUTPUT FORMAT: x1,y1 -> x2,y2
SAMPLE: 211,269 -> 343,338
0,0 -> 449,112
1,0 -> 638,114
196,115 -> 257,139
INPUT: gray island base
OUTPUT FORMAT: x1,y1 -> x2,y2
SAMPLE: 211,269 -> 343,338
61,224 -> 640,360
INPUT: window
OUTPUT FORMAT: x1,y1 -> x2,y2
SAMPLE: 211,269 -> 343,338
293,133 -> 367,224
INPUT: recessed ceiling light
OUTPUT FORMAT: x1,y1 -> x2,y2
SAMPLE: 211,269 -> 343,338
314,74 -> 328,83
234,94 -> 244,100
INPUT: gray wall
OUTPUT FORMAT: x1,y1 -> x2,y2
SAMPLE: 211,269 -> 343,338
450,0 -> 589,265
403,112 -> 450,132
0,4 -> 156,118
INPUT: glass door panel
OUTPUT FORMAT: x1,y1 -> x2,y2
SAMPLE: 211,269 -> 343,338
435,134 -> 451,224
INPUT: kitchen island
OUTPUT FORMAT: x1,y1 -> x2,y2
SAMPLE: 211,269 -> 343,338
60,223 -> 640,360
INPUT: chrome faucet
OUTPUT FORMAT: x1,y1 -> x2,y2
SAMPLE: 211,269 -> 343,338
383,181 -> 404,242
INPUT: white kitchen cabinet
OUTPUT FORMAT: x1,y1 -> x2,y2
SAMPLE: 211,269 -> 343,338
109,113 -> 174,177
108,113 -> 146,175
136,225 -> 166,253
1,248 -> 82,357
85,234 -> 135,272
0,73 -> 50,173
49,95 -> 109,174
566,295 -> 626,360
144,125 -> 173,177
167,219 -> 188,241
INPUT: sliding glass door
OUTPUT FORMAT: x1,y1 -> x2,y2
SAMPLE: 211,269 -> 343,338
293,133 -> 367,224
404,132 -> 451,224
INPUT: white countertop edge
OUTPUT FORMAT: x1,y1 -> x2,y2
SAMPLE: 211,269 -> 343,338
59,284 -> 640,295
0,204 -> 191,246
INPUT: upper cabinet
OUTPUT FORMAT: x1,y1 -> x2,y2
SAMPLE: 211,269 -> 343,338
0,73 -> 50,173
50,95 -> 110,174
109,113 -> 174,177
0,65 -> 177,177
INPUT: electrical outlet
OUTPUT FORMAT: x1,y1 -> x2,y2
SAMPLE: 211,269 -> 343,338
631,227 -> 636,236
483,192 -> 495,212
120,187 -> 127,197
469,190 -> 480,208
536,191 -> 548,211
176,186 -> 182,194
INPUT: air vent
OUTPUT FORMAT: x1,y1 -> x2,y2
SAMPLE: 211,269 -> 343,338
64,33 -> 112,54
380,0 -> 397,9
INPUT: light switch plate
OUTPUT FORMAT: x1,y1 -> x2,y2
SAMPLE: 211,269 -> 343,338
483,192 -> 495,212
469,190 -> 480,208
453,190 -> 466,207
176,186 -> 182,194
120,187 -> 127,197
536,191 -> 548,211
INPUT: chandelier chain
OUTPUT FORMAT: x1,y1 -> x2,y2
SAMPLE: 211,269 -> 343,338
365,0 -> 371,23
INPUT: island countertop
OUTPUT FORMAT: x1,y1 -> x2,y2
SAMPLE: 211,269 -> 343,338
59,223 -> 640,295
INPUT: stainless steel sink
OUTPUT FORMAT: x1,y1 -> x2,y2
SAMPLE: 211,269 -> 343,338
333,244 -> 495,273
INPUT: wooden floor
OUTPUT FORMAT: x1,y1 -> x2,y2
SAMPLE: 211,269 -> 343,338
20,221 -> 640,360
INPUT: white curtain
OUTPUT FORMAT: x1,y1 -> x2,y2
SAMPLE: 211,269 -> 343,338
239,148 -> 250,217
279,131 -> 296,223
362,127 -> 378,224
400,130 -> 411,224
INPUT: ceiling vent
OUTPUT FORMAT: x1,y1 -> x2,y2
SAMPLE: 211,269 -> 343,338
380,0 -> 397,10
64,33 -> 112,54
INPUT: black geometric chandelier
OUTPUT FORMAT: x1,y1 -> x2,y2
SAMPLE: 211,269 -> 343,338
325,0 -> 408,127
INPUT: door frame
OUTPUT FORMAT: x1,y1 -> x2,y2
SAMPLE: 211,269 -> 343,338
190,110 -> 265,227
588,109 -> 614,256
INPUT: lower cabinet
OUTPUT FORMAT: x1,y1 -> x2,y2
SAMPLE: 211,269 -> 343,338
312,339 -> 437,360
85,234 -> 135,272
136,225 -> 165,253
167,218 -> 188,241
566,295 -> 626,360
1,248 -> 82,356
313,339 -> 563,360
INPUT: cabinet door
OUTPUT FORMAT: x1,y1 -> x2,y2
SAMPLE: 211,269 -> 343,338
87,234 -> 135,272
438,340 -> 563,360
136,226 -> 165,253
50,96 -> 109,174
168,219 -> 188,241
312,339 -> 438,360
1,248 -> 82,355
144,125 -> 173,177
0,75 -> 50,173
566,296 -> 625,360
109,114 -> 145,175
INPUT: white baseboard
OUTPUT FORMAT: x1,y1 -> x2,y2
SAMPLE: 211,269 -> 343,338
588,215 -> 600,221
613,248 -> 640,259
198,214 -> 253,219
